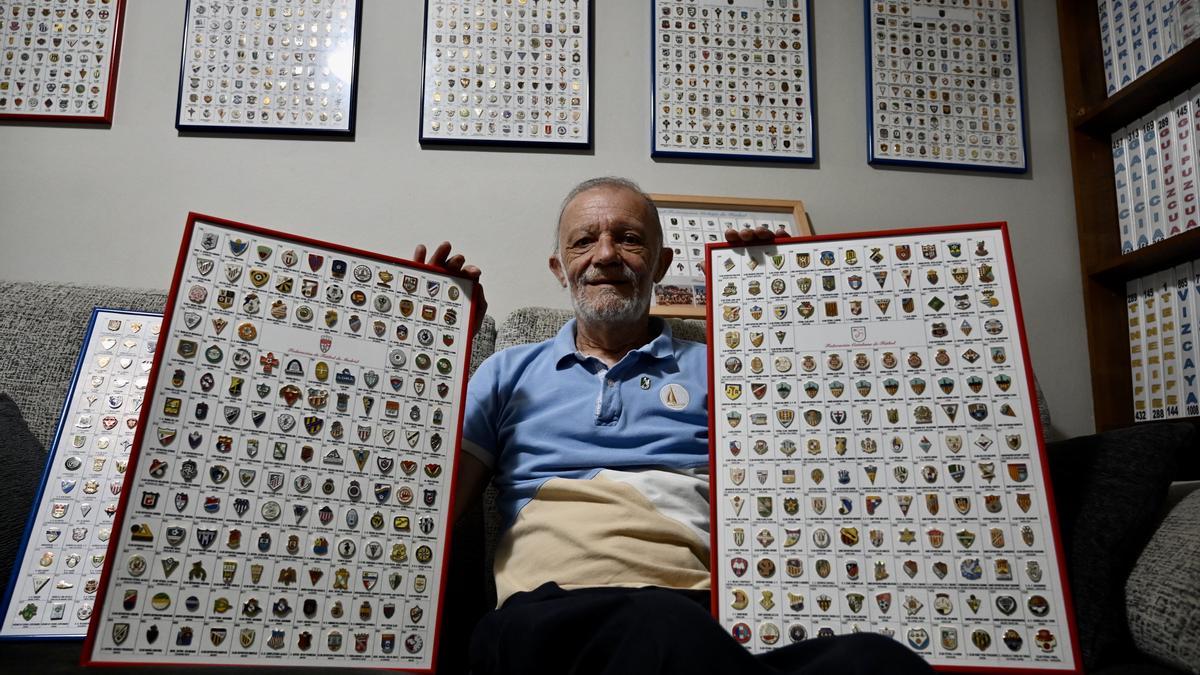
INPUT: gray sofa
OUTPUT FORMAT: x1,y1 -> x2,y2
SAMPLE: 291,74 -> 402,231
1,281 -> 1198,674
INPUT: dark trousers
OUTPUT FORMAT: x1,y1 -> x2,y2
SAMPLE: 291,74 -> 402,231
469,583 -> 934,675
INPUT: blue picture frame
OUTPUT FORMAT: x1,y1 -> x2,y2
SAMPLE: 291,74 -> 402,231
418,0 -> 595,150
650,0 -> 818,164
864,0 -> 1028,173
0,308 -> 162,640
174,0 -> 363,137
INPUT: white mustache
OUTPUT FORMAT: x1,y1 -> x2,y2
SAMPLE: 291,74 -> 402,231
578,263 -> 638,285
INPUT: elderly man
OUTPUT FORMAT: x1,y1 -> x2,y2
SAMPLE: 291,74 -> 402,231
415,177 -> 932,675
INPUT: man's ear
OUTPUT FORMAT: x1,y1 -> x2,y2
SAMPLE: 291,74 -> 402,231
652,247 -> 674,283
549,254 -> 568,288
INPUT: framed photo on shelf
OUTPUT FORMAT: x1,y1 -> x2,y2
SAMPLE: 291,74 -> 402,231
174,0 -> 362,136
650,193 -> 811,319
82,213 -> 479,671
651,0 -> 816,163
418,0 -> 593,149
0,0 -> 126,124
706,222 -> 1080,670
865,0 -> 1028,173
0,309 -> 162,639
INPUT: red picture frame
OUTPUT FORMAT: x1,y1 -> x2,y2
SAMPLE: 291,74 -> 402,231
82,212 -> 479,672
0,0 -> 126,124
704,222 -> 1081,673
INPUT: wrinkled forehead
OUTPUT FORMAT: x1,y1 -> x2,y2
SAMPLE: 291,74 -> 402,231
556,186 -> 662,245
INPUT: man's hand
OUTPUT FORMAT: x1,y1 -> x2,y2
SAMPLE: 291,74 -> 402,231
698,226 -> 793,275
723,224 -> 792,244
413,241 -> 488,332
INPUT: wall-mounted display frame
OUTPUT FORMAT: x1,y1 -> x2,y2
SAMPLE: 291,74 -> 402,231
418,0 -> 593,150
650,193 -> 811,319
83,213 -> 478,671
651,0 -> 817,163
0,0 -> 126,124
865,0 -> 1028,173
174,0 -> 362,136
0,309 -> 162,639
706,222 -> 1080,671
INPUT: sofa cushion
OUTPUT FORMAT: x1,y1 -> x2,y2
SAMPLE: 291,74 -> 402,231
0,281 -> 168,447
0,393 -> 49,584
495,307 -> 706,353
1126,489 -> 1200,673
470,315 -> 497,376
1046,422 -> 1192,670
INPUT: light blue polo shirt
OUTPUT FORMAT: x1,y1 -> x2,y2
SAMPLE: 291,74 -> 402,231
461,318 -> 710,530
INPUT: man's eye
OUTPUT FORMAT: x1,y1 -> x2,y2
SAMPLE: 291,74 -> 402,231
622,235 -> 643,245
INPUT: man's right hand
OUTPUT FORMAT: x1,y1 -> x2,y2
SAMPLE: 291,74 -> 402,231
413,241 -> 488,332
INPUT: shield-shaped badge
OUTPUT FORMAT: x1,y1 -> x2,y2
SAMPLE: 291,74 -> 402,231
1008,463 -> 1028,482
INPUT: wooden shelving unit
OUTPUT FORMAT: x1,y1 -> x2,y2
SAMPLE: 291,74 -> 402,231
1057,1 -> 1200,430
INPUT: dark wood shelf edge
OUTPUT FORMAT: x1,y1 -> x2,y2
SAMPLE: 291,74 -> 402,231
1073,39 -> 1200,137
1088,227 -> 1200,284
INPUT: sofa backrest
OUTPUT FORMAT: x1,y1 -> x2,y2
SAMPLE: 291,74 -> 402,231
0,280 -> 497,445
495,306 -> 706,352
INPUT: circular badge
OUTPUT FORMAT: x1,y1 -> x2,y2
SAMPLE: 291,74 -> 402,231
405,634 -> 423,654
231,348 -> 252,369
415,545 -> 433,564
260,500 -> 282,521
658,384 -> 689,410
389,349 -> 407,368
150,592 -> 171,611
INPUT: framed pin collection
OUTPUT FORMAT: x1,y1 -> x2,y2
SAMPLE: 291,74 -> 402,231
419,0 -> 593,149
0,309 -> 161,639
83,214 -> 477,670
651,193 -> 811,319
866,0 -> 1028,173
0,0 -> 125,123
175,0 -> 362,135
707,224 -> 1080,671
651,0 -> 816,162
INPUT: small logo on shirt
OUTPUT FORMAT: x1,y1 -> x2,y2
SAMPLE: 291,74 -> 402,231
659,383 -> 689,410
640,376 -> 651,390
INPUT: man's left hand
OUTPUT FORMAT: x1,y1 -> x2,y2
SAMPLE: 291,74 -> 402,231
413,241 -> 488,333
723,225 -> 792,244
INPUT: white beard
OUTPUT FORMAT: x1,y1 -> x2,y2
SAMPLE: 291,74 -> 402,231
564,259 -> 653,325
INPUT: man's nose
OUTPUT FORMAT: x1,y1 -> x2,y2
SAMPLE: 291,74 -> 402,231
592,234 -> 619,264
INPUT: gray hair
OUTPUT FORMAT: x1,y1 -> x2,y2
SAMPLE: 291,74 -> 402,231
553,177 -> 662,253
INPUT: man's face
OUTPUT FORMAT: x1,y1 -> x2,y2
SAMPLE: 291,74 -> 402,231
550,186 -> 672,324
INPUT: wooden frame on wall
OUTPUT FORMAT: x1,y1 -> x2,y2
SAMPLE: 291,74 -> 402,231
649,193 -> 812,319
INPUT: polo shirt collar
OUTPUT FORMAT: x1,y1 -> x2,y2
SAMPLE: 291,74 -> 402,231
554,317 -> 677,367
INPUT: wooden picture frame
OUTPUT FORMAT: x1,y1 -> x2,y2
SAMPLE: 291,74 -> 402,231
650,193 -> 812,319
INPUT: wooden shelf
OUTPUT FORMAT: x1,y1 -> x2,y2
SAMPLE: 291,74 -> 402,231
1090,228 -> 1200,284
1073,39 -> 1200,137
1058,0 -> 1200,431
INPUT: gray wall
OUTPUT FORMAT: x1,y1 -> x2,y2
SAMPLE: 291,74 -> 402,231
0,0 -> 1091,439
